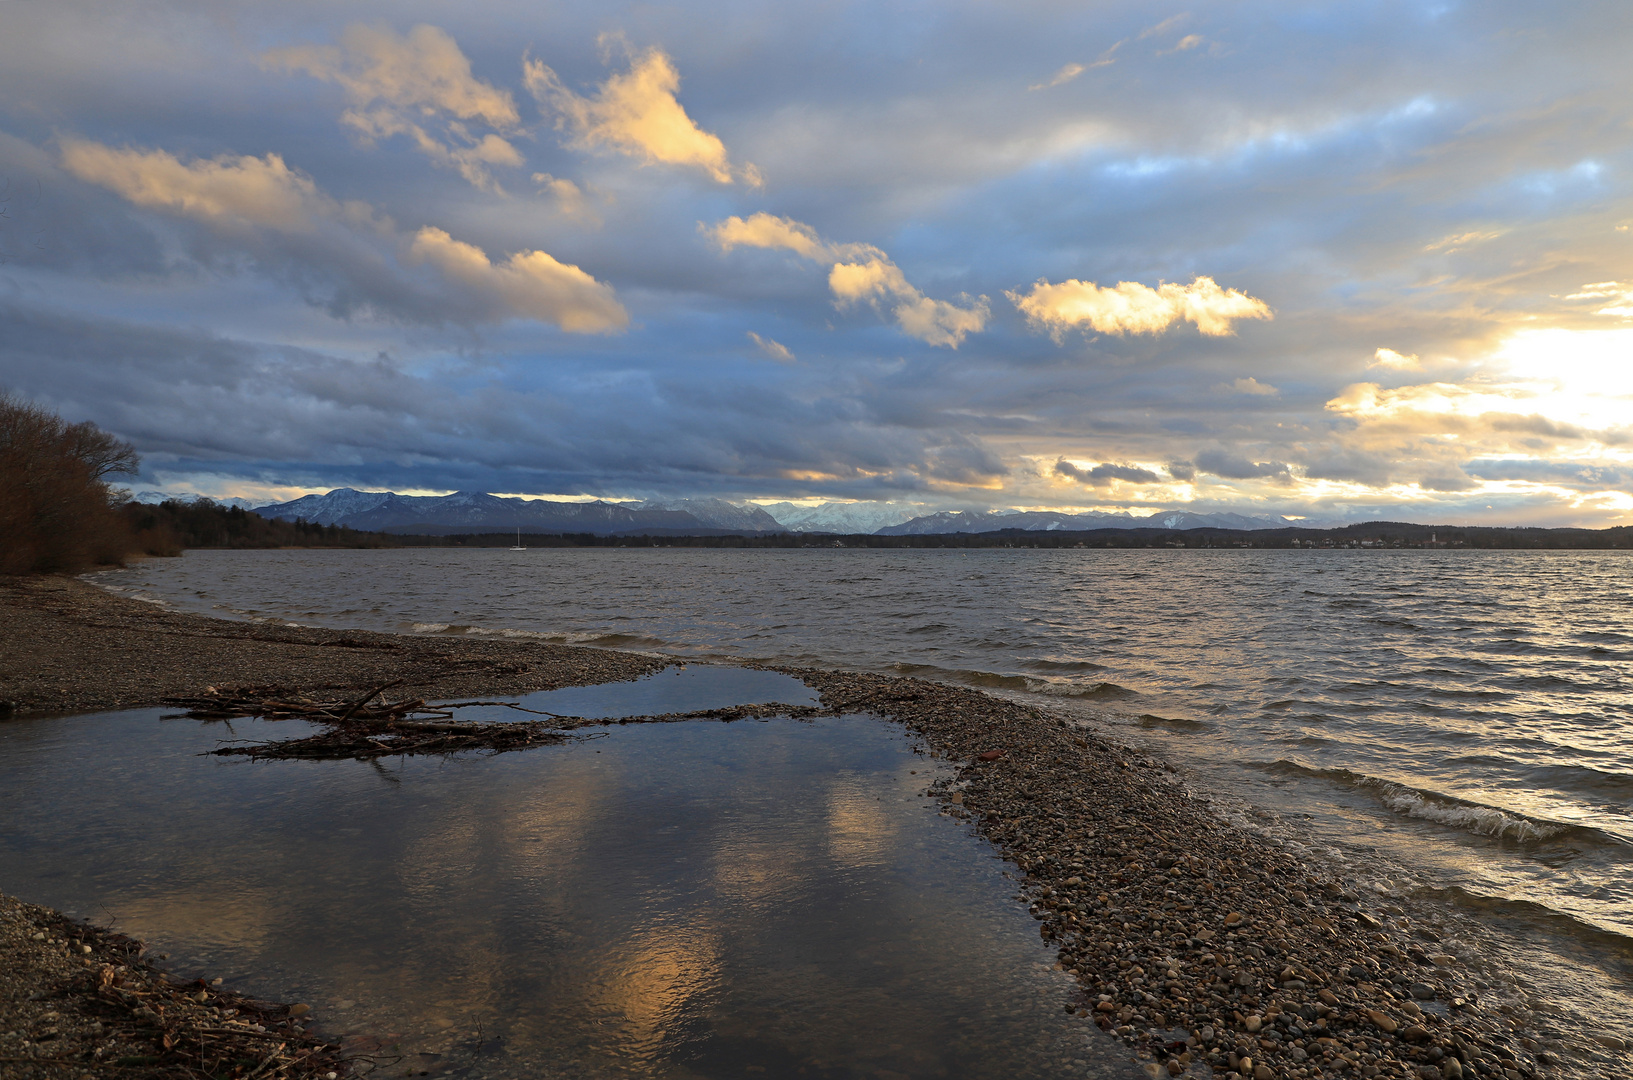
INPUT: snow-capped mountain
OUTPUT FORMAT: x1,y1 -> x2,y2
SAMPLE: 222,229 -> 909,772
249,488 -> 395,524
755,501 -> 926,534
129,491 -> 261,510
250,489 -> 764,535
634,498 -> 785,532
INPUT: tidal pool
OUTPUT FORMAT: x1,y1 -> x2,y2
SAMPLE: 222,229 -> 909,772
0,670 -> 1139,1079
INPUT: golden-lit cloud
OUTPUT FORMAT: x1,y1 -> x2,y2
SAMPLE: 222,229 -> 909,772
1008,275 -> 1272,340
746,331 -> 795,362
1029,62 -> 1086,91
64,137 -> 623,333
526,46 -> 758,186
60,141 -> 336,231
409,227 -> 628,332
710,214 -> 987,347
1371,347 -> 1422,370
829,258 -> 989,348
1422,229 -> 1504,253
1567,281 -> 1633,317
265,24 -> 522,191
708,212 -> 844,261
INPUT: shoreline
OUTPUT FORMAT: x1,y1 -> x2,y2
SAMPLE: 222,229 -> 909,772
0,575 -> 1621,1079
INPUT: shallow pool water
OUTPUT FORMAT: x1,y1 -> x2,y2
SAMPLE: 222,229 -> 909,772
0,689 -> 1139,1079
500,663 -> 822,719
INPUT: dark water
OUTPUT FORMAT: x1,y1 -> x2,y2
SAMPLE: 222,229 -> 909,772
93,547 -> 1633,1028
0,667 -> 1135,1079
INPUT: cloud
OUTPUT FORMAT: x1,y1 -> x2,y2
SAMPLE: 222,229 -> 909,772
526,45 -> 758,186
59,141 -> 335,232
1216,377 -> 1279,396
408,227 -> 627,333
1029,63 -> 1086,91
1167,34 -> 1206,53
265,24 -> 521,191
708,212 -> 851,262
1370,347 -> 1422,370
1008,276 -> 1272,340
531,172 -> 601,226
1422,229 -> 1504,253
61,137 -> 623,332
1030,41 -> 1123,88
828,258 -> 989,348
1464,458 -> 1627,488
1166,460 -> 1197,481
1137,15 -> 1189,41
1194,449 -> 1291,481
747,331 -> 794,362
1567,281 -> 1633,317
1053,458 -> 1162,485
711,213 -> 988,347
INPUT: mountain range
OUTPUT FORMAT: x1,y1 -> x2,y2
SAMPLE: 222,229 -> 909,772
202,488 -> 1298,535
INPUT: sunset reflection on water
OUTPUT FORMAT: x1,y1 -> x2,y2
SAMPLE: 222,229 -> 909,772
0,698 -> 1137,1079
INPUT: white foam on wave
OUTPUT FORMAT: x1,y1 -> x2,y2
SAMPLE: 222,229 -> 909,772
1367,781 -> 1564,843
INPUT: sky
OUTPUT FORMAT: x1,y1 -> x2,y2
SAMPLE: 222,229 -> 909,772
2,0 -> 1632,527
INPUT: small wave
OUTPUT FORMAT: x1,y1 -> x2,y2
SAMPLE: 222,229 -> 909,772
406,623 -> 668,649
1263,761 -> 1590,845
1021,658 -> 1108,674
1416,885 -> 1633,957
1137,713 -> 1210,731
1070,681 -> 1139,700
886,663 -> 1133,698
1524,763 -> 1633,802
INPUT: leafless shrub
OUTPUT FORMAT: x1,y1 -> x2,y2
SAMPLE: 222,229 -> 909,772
0,391 -> 140,574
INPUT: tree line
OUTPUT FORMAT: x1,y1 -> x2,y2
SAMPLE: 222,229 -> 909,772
1,393 -> 395,575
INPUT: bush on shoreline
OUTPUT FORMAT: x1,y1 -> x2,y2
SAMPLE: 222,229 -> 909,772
0,392 -> 140,575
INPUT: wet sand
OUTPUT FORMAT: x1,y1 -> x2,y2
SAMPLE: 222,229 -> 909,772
1,573 -> 1617,1079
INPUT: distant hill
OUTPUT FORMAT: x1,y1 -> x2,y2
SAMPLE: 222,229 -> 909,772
877,508 -> 1292,535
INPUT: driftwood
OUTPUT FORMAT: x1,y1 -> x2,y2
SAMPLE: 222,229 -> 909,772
85,934 -> 347,1079
163,685 -> 832,761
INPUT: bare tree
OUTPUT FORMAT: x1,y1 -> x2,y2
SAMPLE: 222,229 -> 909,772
0,392 -> 142,573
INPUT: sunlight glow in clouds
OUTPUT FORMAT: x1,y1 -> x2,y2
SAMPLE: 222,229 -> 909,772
266,24 -> 522,191
1568,282 -> 1633,317
710,214 -> 989,347
1008,276 -> 1272,340
526,46 -> 759,185
1328,328 -> 1633,451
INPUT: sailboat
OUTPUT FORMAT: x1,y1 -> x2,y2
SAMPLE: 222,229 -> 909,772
510,527 -> 526,551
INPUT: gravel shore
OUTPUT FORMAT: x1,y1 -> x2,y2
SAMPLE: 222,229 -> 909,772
795,671 -> 1628,1080
1,573 -> 1624,1080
